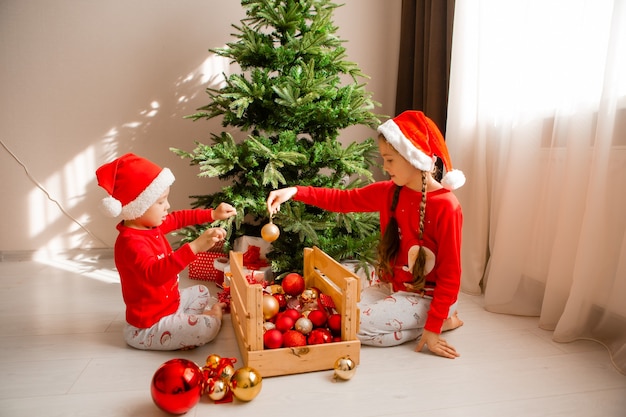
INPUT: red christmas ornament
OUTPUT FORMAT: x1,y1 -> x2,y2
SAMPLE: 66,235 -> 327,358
283,329 -> 307,347
281,273 -> 306,296
274,314 -> 295,332
151,358 -> 204,415
273,293 -> 287,309
308,328 -> 333,345
327,313 -> 342,336
318,293 -> 336,309
307,309 -> 328,328
282,308 -> 301,322
263,328 -> 284,349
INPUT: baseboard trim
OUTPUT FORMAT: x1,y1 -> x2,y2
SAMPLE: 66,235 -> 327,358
0,248 -> 114,262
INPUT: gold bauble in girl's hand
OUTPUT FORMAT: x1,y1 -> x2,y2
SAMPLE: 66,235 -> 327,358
261,222 -> 280,242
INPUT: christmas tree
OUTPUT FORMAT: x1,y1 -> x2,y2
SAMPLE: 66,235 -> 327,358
172,0 -> 382,275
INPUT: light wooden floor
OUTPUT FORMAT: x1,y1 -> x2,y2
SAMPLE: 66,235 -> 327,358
0,254 -> 624,417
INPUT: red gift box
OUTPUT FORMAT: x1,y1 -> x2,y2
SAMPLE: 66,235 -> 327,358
188,251 -> 227,284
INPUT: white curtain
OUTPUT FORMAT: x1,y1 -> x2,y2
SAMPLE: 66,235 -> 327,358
446,0 -> 626,374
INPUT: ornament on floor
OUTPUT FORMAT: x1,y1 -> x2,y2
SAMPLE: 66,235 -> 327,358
332,356 -> 357,381
151,358 -> 204,414
206,377 -> 229,401
150,354 -> 263,413
202,355 -> 237,404
229,366 -> 263,401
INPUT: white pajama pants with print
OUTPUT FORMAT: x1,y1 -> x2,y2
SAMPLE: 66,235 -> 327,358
357,282 -> 456,347
123,285 -> 221,351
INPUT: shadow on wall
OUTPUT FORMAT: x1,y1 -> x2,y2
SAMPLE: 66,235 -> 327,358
20,52 -> 236,257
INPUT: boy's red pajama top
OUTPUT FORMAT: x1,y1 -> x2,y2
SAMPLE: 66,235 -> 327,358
114,209 -> 215,328
293,181 -> 463,334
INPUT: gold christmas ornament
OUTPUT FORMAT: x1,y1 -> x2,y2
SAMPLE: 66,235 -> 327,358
262,294 -> 280,320
333,356 -> 356,381
205,354 -> 221,370
268,284 -> 284,295
206,378 -> 229,401
229,367 -> 263,402
261,221 -> 280,242
263,321 -> 276,332
294,317 -> 313,335
218,364 -> 236,381
301,288 -> 318,302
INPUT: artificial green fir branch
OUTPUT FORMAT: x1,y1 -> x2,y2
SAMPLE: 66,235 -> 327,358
173,0 -> 385,273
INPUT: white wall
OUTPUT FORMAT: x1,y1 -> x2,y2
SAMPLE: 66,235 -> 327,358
0,0 -> 401,255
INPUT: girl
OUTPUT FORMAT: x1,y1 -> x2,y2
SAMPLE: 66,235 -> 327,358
96,153 -> 236,350
267,111 -> 465,358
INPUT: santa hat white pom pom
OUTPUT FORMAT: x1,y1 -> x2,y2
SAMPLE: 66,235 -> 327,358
441,169 -> 466,190
100,195 -> 122,218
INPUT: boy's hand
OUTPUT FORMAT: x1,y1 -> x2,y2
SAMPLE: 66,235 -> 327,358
189,227 -> 227,254
213,203 -> 237,220
204,302 -> 226,321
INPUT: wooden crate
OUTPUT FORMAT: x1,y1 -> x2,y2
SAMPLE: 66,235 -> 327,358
228,246 -> 361,377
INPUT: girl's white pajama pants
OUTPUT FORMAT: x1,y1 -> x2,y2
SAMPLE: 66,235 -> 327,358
357,282 -> 456,347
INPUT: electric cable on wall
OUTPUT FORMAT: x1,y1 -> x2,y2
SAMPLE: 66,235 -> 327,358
0,138 -> 112,249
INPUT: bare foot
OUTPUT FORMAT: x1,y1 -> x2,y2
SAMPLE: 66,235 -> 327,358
441,310 -> 464,332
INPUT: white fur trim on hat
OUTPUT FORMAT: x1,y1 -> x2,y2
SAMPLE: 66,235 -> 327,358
378,118 -> 436,172
120,168 -> 175,220
100,195 -> 123,218
441,169 -> 466,190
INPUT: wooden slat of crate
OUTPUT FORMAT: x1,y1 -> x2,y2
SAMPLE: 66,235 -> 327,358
229,251 -> 263,353
302,247 -> 360,341
229,247 -> 361,377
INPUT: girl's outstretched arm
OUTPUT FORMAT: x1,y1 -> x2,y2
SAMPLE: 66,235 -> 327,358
267,187 -> 298,215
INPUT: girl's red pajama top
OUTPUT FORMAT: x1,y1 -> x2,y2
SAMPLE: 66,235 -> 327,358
293,181 -> 462,333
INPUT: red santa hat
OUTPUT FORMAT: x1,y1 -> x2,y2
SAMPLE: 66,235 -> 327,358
377,110 -> 465,190
95,153 -> 175,220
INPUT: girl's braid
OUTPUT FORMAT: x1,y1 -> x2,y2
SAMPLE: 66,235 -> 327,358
411,170 -> 428,290
419,170 -> 427,241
